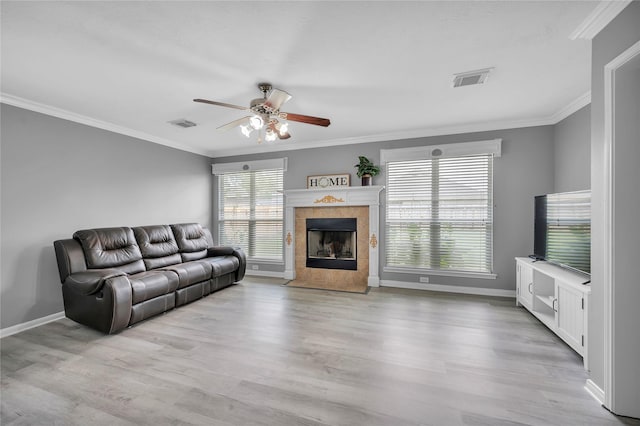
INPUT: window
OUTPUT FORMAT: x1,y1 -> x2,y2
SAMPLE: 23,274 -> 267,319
217,166 -> 284,261
383,141 -> 499,276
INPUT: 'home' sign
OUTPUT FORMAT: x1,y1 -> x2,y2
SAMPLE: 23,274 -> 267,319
307,174 -> 350,189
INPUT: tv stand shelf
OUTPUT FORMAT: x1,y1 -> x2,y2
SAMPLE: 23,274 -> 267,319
515,257 -> 590,369
536,294 -> 555,310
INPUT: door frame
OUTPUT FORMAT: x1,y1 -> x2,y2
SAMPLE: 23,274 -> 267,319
602,39 -> 640,412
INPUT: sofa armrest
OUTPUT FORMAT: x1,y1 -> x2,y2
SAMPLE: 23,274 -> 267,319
63,269 -> 125,296
62,274 -> 132,334
207,246 -> 235,257
231,248 -> 247,282
206,246 -> 246,281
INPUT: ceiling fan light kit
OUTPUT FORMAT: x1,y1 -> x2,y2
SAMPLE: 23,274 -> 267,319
194,82 -> 330,144
249,115 -> 264,130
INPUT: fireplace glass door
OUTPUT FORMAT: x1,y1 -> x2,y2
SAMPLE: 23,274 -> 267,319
306,218 -> 357,270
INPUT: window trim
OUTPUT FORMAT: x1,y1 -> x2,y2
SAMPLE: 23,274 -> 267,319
382,266 -> 497,280
380,139 -> 501,163
211,157 -> 288,175
215,161 -> 285,262
382,140 -> 500,277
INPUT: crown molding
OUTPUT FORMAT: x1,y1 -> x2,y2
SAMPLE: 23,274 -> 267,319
2,91 -> 592,159
0,93 -> 211,157
209,92 -> 592,158
548,91 -> 591,123
209,116 -> 553,158
570,0 -> 632,40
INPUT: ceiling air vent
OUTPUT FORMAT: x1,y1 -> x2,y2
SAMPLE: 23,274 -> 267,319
452,68 -> 494,88
169,118 -> 197,128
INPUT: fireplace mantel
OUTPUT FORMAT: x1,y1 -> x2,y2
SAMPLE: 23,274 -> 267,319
283,186 -> 384,286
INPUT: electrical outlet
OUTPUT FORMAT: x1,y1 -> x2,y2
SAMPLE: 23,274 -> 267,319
419,276 -> 429,283
251,265 -> 259,270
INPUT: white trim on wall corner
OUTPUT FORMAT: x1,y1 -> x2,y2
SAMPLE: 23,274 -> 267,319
585,379 -> 606,405
0,311 -> 65,339
0,93 -> 211,157
602,38 -> 640,414
570,1 -> 633,40
549,91 -> 591,123
381,280 -> 515,298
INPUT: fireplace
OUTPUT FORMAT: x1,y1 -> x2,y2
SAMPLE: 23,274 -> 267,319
306,218 -> 357,270
284,186 -> 384,288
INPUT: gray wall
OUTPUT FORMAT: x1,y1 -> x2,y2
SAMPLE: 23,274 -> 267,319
216,125 -> 556,292
553,104 -> 591,192
0,101 -> 592,329
0,104 -> 213,330
589,1 -> 640,414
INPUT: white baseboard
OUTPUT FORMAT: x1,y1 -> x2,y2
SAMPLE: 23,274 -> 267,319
381,280 -> 515,298
585,379 -> 605,405
245,270 -> 285,279
0,311 -> 66,339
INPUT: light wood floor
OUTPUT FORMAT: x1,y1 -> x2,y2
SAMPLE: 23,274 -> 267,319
2,277 -> 638,426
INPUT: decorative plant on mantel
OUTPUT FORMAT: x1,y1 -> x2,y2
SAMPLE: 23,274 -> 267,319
354,156 -> 381,186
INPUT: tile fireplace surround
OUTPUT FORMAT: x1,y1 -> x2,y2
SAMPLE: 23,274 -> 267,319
284,186 -> 384,287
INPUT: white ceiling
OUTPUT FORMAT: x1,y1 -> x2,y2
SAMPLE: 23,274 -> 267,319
1,1 -> 597,158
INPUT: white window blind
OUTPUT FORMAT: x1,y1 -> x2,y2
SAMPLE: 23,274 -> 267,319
385,154 -> 494,274
218,168 -> 283,261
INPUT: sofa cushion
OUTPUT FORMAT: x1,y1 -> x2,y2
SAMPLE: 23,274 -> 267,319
162,260 -> 213,289
133,225 -> 181,270
73,227 -> 145,274
171,223 -> 209,261
205,256 -> 240,277
129,270 -> 179,304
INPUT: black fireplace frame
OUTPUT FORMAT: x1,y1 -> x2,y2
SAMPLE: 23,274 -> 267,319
306,218 -> 357,270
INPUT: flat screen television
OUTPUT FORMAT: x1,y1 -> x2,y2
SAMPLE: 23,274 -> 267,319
533,190 -> 591,275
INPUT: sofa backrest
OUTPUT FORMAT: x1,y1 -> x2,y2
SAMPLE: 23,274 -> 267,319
133,225 -> 181,270
171,223 -> 209,261
73,227 -> 145,274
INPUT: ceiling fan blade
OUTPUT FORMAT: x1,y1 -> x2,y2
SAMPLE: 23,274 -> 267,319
264,89 -> 292,112
217,116 -> 250,131
279,112 -> 331,127
194,98 -> 248,111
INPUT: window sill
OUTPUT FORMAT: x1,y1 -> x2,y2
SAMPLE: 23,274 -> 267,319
383,266 -> 497,280
247,259 -> 285,266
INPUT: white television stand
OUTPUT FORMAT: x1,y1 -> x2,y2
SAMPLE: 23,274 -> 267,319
515,257 -> 590,369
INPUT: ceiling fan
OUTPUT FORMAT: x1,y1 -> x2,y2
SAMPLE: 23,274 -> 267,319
194,83 -> 331,143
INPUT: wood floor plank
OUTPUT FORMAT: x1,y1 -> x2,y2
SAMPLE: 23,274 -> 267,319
2,277 -> 638,425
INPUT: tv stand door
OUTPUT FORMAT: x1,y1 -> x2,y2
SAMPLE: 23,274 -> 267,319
556,283 -> 586,356
516,259 -> 534,309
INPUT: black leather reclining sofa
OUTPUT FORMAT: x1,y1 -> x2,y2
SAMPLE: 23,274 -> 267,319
53,223 -> 246,334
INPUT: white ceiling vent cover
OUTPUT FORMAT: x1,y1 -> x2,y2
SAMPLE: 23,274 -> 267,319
453,68 -> 494,88
169,118 -> 197,128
